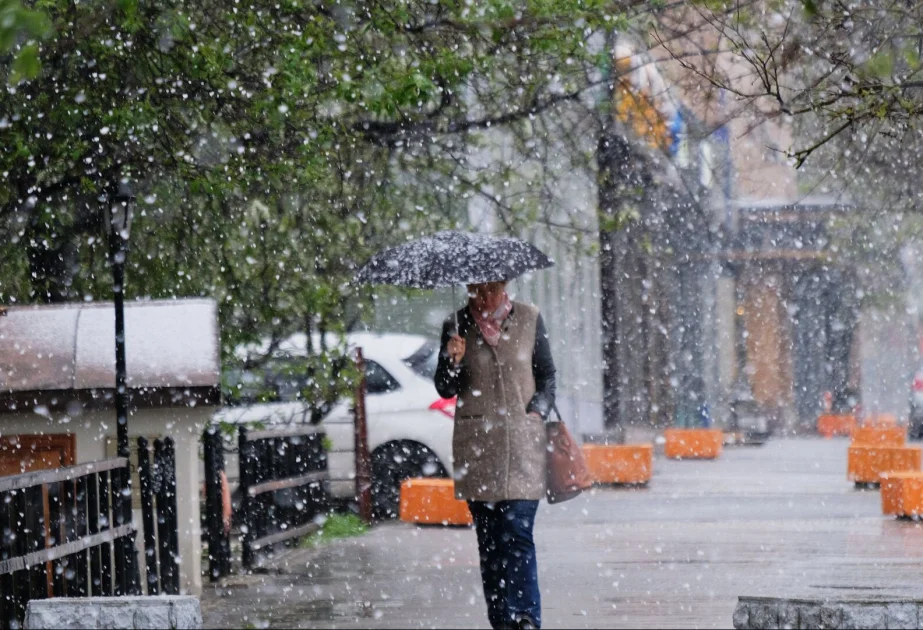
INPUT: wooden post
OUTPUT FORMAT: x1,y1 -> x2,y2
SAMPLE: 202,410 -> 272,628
239,427 -> 254,570
354,348 -> 373,524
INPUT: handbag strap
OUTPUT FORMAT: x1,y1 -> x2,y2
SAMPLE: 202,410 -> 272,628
550,403 -> 564,424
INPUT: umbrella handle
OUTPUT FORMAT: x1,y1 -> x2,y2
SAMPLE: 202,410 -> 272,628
452,285 -> 459,334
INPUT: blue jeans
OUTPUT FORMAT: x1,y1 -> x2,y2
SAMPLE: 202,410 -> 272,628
468,500 -> 541,629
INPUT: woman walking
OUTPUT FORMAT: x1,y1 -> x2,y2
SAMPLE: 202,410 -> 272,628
435,280 -> 556,630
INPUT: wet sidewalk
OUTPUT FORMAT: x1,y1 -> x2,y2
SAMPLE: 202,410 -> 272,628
201,438 -> 923,629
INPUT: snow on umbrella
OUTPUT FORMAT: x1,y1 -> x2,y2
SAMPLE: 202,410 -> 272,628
354,230 -> 554,289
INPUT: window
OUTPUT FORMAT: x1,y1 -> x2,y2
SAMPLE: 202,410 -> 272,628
223,356 -> 399,402
222,368 -> 267,405
222,357 -> 308,405
403,340 -> 439,380
365,359 -> 400,395
265,358 -> 310,402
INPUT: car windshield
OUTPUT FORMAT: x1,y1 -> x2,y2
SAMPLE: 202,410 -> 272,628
403,340 -> 439,380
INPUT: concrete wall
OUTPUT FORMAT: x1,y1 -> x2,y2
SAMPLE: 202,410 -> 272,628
0,406 -> 211,595
26,596 -> 202,629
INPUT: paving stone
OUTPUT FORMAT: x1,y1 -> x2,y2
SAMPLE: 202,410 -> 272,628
750,602 -> 780,629
798,605 -> 823,630
132,603 -> 172,630
821,604 -> 844,629
97,604 -> 133,630
885,603 -> 917,629
840,604 -> 887,630
733,602 -> 751,629
778,602 -> 798,629
733,599 -> 923,630
25,603 -> 99,630
171,599 -> 204,630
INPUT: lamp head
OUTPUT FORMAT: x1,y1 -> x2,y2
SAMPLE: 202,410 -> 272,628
110,180 -> 135,240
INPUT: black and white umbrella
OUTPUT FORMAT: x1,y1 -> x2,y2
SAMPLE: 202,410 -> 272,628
354,230 -> 554,289
355,230 -> 554,328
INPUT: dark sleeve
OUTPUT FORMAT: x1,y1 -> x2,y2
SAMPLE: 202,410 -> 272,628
526,313 -> 556,421
434,319 -> 461,399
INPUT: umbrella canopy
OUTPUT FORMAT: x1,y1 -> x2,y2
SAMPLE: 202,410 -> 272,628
354,230 -> 554,289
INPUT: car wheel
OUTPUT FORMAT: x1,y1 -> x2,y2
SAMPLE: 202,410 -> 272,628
371,441 -> 447,521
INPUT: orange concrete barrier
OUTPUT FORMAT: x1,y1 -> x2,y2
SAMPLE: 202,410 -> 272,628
881,472 -> 923,516
847,445 -> 922,484
851,426 -> 906,447
664,429 -> 723,460
817,414 -> 857,438
863,413 -> 898,428
582,444 -> 653,485
399,478 -> 472,526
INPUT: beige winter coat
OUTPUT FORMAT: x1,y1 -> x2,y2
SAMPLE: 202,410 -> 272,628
448,302 -> 547,502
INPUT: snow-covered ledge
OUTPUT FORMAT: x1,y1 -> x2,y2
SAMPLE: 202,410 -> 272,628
25,596 -> 202,630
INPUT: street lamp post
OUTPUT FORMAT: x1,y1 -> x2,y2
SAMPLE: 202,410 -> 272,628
108,179 -> 138,594
110,180 -> 134,459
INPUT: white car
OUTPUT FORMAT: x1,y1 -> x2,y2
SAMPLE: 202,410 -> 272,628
214,332 -> 455,518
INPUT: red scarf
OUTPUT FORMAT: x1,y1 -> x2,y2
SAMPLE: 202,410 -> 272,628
471,293 -> 513,347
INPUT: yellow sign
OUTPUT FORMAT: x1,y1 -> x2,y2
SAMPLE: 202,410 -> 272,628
612,44 -> 680,153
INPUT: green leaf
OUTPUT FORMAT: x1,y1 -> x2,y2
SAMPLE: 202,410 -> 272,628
801,0 -> 820,17
10,43 -> 41,83
0,1 -> 50,53
864,50 -> 894,79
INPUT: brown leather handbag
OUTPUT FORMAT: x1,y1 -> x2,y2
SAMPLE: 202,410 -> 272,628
546,407 -> 593,504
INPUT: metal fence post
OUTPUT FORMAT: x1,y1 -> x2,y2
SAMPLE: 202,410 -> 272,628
137,437 -> 159,595
151,440 -> 172,594
112,467 -> 126,595
204,427 -> 229,581
98,472 -> 112,597
165,438 -> 180,594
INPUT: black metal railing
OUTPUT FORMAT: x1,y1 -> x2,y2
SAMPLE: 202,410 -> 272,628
203,427 -> 232,582
0,458 -> 139,628
238,426 -> 329,569
137,437 -> 179,595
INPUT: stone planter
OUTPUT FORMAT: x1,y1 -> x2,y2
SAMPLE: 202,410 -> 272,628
881,472 -> 923,517
664,429 -> 723,460
848,446 -> 921,485
852,426 -> 906,447
399,478 -> 472,526
817,414 -> 857,438
582,444 -> 653,485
